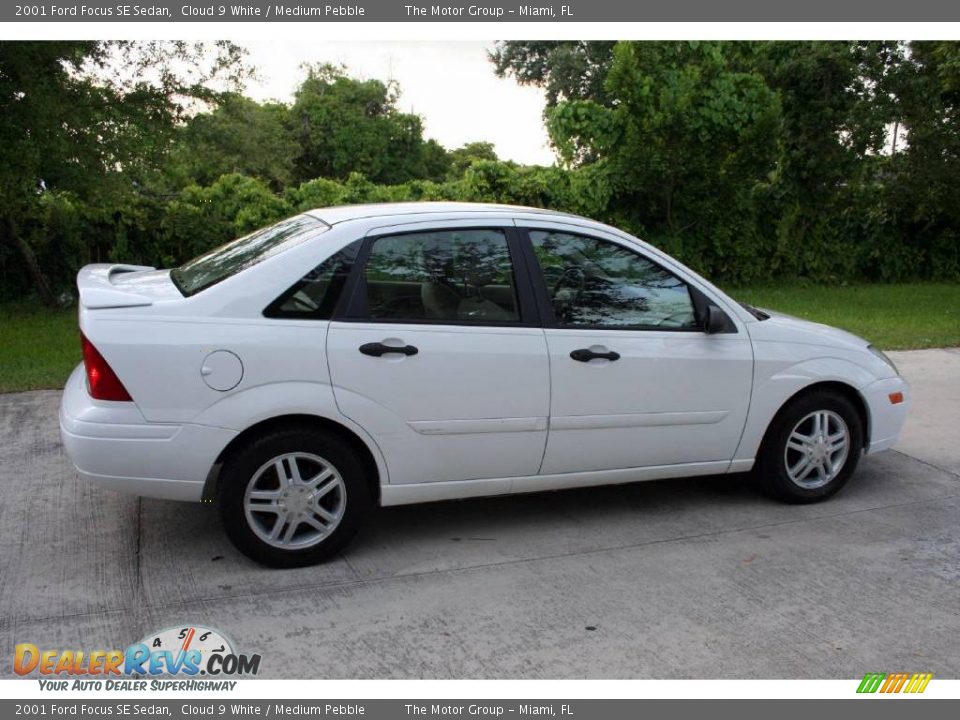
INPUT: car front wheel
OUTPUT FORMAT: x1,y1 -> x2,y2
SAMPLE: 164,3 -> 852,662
218,428 -> 370,567
755,391 -> 864,503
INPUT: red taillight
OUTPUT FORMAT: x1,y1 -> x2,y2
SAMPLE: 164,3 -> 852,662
81,334 -> 132,402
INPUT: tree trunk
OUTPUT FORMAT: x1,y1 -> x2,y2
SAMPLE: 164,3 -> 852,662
3,215 -> 59,308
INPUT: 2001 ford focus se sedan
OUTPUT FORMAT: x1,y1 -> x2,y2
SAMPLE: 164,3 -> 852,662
60,202 -> 909,566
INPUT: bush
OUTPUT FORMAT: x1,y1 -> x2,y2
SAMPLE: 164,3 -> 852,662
6,160 -> 958,305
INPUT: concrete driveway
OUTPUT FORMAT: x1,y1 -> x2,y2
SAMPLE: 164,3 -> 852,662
1,349 -> 958,678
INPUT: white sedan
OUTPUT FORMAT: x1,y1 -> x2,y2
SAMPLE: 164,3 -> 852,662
60,203 -> 909,566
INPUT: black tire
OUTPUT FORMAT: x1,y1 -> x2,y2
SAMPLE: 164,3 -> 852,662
217,427 -> 371,567
755,390 -> 864,504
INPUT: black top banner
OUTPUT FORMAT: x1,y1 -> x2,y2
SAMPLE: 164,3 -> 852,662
6,0 -> 960,22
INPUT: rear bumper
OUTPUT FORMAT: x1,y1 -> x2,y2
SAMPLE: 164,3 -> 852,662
862,375 -> 910,454
59,365 -> 236,501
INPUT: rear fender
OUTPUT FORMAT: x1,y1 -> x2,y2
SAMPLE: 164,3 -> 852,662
191,381 -> 390,485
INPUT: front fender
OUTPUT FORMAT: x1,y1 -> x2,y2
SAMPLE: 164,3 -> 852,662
734,356 -> 876,463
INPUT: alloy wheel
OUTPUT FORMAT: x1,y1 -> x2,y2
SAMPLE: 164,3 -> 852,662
784,410 -> 851,489
243,452 -> 347,549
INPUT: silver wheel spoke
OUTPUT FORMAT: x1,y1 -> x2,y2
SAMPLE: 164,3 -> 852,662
791,457 -> 815,481
303,515 -> 329,533
787,432 -> 811,453
313,504 -> 338,524
827,433 -> 847,453
275,459 -> 293,487
267,516 -> 285,541
248,488 -> 282,514
288,457 -> 303,484
311,476 -> 339,500
249,502 -> 282,515
305,468 -> 334,490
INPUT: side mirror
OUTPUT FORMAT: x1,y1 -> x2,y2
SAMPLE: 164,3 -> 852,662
704,305 -> 727,334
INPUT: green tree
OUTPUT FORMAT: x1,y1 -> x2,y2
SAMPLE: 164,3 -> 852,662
0,41 -> 249,304
162,174 -> 291,263
169,93 -> 298,191
547,42 -> 780,279
490,41 -> 616,107
887,42 -> 960,279
290,63 -> 442,185
447,141 -> 499,179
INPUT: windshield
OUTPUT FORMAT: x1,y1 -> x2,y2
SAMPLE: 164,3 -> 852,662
170,215 -> 327,296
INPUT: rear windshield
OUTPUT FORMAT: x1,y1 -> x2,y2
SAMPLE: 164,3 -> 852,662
170,215 -> 327,296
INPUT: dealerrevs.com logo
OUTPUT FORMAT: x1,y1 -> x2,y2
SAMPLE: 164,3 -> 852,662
14,625 -> 261,691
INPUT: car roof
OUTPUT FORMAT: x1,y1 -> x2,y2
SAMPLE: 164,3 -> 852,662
303,201 -> 584,226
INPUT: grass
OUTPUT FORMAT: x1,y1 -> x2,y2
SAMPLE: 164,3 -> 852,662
0,283 -> 957,394
732,283 -> 960,351
0,303 -> 80,394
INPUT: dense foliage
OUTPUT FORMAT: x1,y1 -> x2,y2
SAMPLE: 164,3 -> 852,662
494,40 -> 960,284
1,41 -> 958,305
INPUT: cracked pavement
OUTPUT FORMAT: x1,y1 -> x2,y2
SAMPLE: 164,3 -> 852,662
1,349 -> 958,678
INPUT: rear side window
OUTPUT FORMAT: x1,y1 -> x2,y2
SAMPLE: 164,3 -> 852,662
361,229 -> 520,323
171,215 -> 326,296
264,241 -> 361,319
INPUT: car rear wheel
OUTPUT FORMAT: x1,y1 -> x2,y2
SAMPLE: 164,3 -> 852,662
218,428 -> 370,567
755,391 -> 864,503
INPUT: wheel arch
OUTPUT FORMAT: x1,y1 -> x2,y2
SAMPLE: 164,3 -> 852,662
202,414 -> 383,505
760,380 -> 871,454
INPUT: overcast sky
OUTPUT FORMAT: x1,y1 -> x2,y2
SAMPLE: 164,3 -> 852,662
241,40 -> 555,166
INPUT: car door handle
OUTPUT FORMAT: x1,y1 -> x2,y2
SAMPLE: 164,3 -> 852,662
359,342 -> 419,357
570,348 -> 620,362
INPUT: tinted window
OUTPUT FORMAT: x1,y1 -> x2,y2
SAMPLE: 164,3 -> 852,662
264,241 -> 360,319
172,215 -> 325,296
363,229 -> 519,323
531,230 -> 696,329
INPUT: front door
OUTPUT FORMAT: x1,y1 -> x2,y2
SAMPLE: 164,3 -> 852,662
523,226 -> 753,476
327,225 -> 550,485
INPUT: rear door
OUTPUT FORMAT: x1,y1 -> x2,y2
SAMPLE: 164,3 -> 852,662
326,221 -> 550,485
521,223 -> 754,476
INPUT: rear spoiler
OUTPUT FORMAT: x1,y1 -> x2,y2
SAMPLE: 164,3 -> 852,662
77,264 -> 156,309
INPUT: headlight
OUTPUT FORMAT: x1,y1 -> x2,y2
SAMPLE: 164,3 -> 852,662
868,345 -> 899,375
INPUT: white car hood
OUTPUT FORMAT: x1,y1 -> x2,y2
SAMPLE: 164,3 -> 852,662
753,308 -> 871,352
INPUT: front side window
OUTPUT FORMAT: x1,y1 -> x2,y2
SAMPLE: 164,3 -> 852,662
530,230 -> 697,329
362,229 -> 520,323
172,215 -> 326,296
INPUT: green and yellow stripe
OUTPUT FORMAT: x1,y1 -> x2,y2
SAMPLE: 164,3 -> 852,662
857,672 -> 932,694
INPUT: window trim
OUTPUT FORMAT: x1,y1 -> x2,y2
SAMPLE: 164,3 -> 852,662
517,226 -> 733,334
262,239 -> 363,320
336,226 -> 542,328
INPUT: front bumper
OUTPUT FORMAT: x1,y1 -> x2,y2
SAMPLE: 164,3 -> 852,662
59,364 -> 236,501
862,375 -> 910,454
